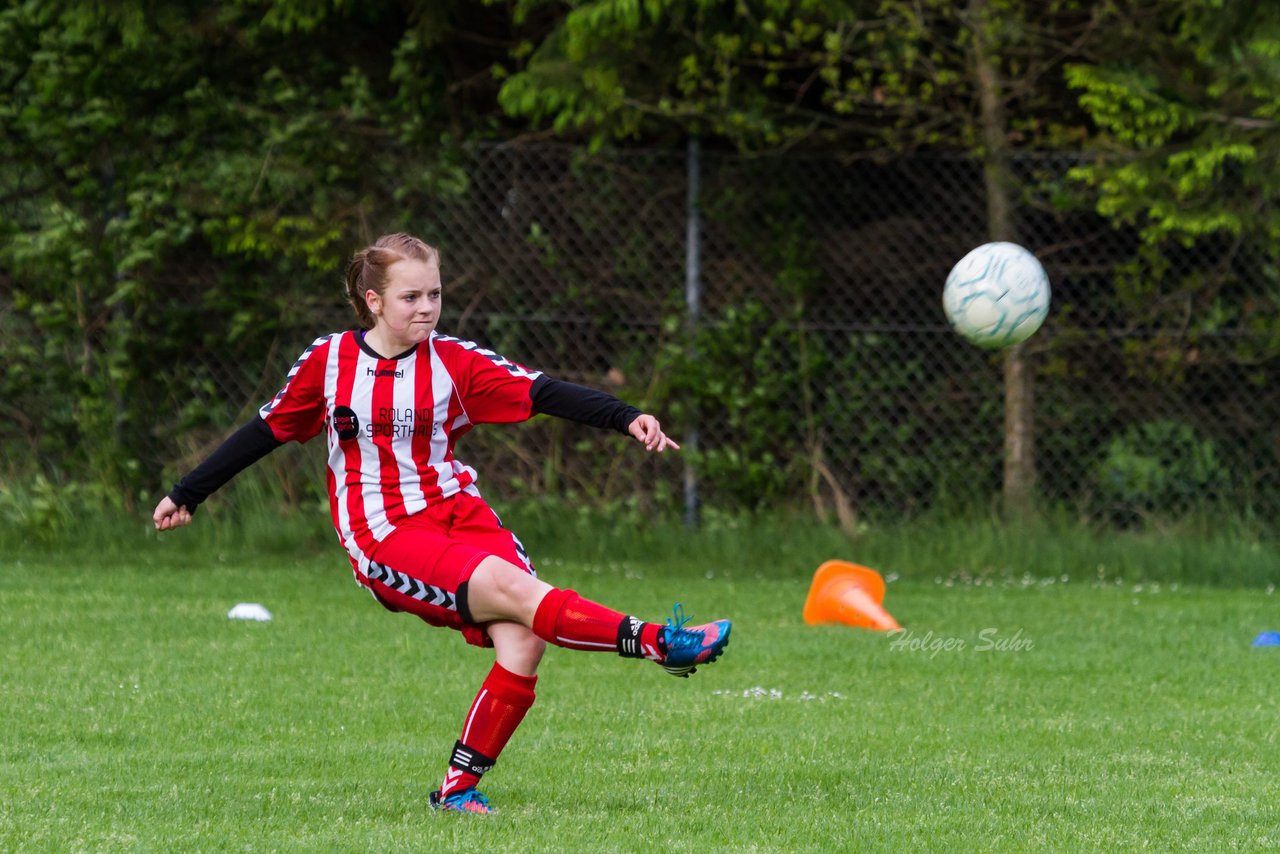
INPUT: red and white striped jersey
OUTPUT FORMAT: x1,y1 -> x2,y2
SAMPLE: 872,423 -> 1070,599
257,330 -> 542,571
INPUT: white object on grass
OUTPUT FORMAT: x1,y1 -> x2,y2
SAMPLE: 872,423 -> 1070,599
227,603 -> 273,622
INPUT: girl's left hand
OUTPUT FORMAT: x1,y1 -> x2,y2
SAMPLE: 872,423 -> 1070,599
628,414 -> 680,453
152,495 -> 194,531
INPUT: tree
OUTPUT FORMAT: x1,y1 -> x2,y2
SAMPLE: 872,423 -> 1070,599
0,0 -> 512,503
1067,0 -> 1280,345
496,0 -> 1114,517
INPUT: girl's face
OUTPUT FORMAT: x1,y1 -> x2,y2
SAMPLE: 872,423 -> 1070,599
366,257 -> 442,352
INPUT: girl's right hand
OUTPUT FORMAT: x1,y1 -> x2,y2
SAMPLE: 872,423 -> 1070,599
152,495 -> 193,531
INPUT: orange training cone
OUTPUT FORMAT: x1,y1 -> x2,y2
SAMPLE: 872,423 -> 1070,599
803,560 -> 901,631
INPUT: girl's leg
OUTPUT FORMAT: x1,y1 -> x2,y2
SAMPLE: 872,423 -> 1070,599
465,557 -> 555,626
489,620 -> 547,677
467,556 -> 668,659
436,559 -> 732,811
465,556 -> 730,674
439,494 -> 727,670
436,621 -> 545,805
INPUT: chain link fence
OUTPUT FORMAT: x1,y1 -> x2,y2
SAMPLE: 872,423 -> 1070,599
10,144 -> 1280,525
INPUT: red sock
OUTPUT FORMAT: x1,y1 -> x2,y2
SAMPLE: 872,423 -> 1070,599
439,662 -> 537,798
531,588 -> 665,659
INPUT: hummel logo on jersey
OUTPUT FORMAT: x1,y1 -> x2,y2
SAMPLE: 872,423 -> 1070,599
366,367 -> 404,378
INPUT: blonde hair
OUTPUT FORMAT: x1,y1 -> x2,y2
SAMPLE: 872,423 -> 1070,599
343,233 -> 440,328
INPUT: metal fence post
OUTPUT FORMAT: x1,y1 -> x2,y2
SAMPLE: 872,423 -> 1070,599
684,136 -> 702,528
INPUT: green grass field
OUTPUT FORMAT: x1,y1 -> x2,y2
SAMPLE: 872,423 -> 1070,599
2,516 -> 1279,851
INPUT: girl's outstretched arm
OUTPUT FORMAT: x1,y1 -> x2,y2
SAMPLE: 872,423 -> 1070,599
152,416 -> 283,531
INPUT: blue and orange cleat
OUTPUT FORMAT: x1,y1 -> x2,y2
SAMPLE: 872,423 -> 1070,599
430,787 -> 495,815
658,603 -> 731,677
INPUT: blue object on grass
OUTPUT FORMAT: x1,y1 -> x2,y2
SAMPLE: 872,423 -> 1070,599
1251,631 -> 1280,647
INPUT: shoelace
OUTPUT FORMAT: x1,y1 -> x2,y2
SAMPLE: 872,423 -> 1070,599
664,603 -> 706,651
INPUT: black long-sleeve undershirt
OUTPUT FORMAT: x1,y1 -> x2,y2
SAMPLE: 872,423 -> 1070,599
167,417 -> 282,513
167,376 -> 641,512
529,375 -> 642,434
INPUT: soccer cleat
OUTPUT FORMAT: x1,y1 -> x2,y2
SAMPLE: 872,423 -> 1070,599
430,787 -> 496,815
657,603 -> 731,677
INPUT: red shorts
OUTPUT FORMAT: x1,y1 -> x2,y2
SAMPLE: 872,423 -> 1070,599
359,491 -> 536,647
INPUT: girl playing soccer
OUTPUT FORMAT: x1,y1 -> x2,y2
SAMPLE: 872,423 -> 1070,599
152,233 -> 731,815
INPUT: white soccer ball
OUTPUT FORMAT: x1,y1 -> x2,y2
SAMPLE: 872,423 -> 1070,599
943,242 -> 1051,348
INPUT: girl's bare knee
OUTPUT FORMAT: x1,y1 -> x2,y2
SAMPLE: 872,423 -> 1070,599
468,557 -> 552,624
489,622 -> 547,675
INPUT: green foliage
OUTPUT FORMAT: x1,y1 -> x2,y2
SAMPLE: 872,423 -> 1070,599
1064,1 -> 1280,394
656,304 -> 1002,519
0,475 -> 103,544
1092,419 -> 1229,521
496,0 -> 1105,151
1068,2 -> 1280,245
659,298 -> 813,507
0,1 -> 492,500
498,0 -> 858,148
4,0 -> 1279,533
